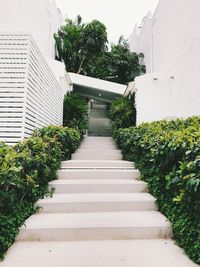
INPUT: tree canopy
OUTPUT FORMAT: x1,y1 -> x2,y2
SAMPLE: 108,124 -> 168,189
54,16 -> 108,74
54,16 -> 145,84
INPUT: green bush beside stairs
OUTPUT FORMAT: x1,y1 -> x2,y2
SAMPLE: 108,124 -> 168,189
113,117 -> 200,264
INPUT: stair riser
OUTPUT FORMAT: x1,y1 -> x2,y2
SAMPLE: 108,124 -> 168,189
37,201 -> 157,213
88,126 -> 110,128
17,226 -> 172,241
57,170 -> 140,180
88,132 -> 111,135
80,148 -> 116,151
81,142 -> 115,146
73,150 -> 121,156
61,162 -> 134,168
80,145 -> 117,149
89,122 -> 110,124
71,154 -> 121,160
82,138 -> 113,141
48,184 -> 147,193
88,133 -> 112,137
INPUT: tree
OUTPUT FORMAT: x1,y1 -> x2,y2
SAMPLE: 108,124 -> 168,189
55,17 -> 146,84
86,36 -> 146,84
54,16 -> 108,74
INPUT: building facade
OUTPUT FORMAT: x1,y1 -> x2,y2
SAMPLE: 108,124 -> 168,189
0,0 -> 70,144
129,0 -> 200,124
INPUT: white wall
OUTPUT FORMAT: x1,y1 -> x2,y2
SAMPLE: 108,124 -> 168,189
0,0 -> 62,59
129,0 -> 200,124
0,33 -> 64,144
129,12 -> 152,73
45,57 -> 72,93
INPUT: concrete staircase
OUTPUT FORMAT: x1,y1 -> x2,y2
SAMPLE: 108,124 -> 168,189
88,102 -> 111,137
2,137 -> 197,267
16,136 -> 171,241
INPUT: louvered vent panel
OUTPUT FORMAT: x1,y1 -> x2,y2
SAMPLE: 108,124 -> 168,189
0,33 -> 64,144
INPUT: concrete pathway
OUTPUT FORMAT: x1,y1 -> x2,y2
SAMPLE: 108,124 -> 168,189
0,104 -> 197,266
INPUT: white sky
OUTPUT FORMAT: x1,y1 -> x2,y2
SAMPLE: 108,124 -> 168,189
55,0 -> 159,44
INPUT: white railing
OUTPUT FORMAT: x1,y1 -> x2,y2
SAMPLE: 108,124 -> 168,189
0,33 -> 64,144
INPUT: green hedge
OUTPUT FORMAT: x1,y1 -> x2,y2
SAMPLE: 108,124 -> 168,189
113,117 -> 200,264
0,126 -> 81,260
109,93 -> 136,129
63,92 -> 89,137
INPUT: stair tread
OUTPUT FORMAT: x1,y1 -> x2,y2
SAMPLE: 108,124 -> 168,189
76,149 -> 120,152
50,179 -> 145,185
20,211 -> 170,229
37,193 -> 155,203
4,240 -> 196,267
61,160 -> 134,168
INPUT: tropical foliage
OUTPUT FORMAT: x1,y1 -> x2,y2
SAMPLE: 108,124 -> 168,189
112,117 -> 200,264
63,92 -> 89,137
54,16 -> 108,74
109,93 -> 136,129
87,37 -> 145,84
0,126 -> 81,260
55,16 -> 145,85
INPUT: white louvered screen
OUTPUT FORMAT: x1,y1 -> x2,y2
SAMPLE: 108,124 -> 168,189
0,33 -> 64,144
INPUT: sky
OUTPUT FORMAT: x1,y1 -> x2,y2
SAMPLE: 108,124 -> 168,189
55,0 -> 159,44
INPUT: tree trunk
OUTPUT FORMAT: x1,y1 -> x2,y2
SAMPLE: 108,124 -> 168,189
77,58 -> 85,74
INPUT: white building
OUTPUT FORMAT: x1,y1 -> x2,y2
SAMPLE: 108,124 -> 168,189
0,0 -> 70,144
129,0 -> 200,124
0,0 -> 62,59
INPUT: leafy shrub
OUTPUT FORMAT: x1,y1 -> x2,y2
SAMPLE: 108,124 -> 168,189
109,93 -> 136,129
63,92 -> 89,136
33,125 -> 81,160
113,117 -> 200,264
0,126 -> 81,260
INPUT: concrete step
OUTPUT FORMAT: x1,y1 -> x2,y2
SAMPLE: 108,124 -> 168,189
90,113 -> 107,118
92,104 -> 106,109
83,137 -> 113,141
88,125 -> 111,129
88,132 -> 112,137
71,150 -> 121,160
89,119 -> 110,124
81,137 -> 115,146
79,144 -> 117,150
37,193 -> 156,213
89,121 -> 110,124
74,149 -> 121,154
88,130 -> 111,133
61,160 -> 134,168
80,143 -> 117,149
88,125 -> 110,129
88,129 -> 111,134
57,169 -> 140,180
49,179 -> 147,193
3,240 -> 197,267
90,115 -> 107,119
17,211 -> 171,241
88,124 -> 110,127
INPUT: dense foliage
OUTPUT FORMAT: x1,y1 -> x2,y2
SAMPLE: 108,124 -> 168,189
87,37 -> 146,84
55,16 -> 145,85
113,117 -> 200,264
54,15 -> 108,74
63,92 -> 89,137
109,93 -> 136,129
0,126 -> 81,260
